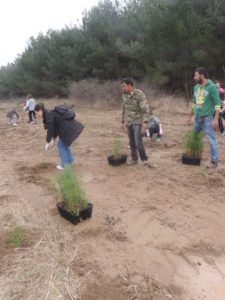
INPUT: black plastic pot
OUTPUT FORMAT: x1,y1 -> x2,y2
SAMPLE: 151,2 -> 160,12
182,154 -> 201,166
107,154 -> 127,166
79,203 -> 93,220
57,202 -> 93,225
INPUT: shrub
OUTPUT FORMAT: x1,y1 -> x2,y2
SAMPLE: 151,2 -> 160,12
55,166 -> 88,214
184,129 -> 204,158
9,225 -> 23,247
69,79 -> 122,106
113,135 -> 122,159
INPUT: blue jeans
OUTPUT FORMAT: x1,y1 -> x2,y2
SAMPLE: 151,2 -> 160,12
194,115 -> 218,162
57,140 -> 74,167
127,124 -> 148,161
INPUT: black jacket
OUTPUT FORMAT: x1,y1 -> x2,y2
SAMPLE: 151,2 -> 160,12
43,109 -> 84,146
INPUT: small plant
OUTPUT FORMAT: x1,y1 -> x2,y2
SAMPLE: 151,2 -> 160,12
113,135 -> 122,159
184,129 -> 204,158
55,166 -> 88,214
9,225 -> 23,247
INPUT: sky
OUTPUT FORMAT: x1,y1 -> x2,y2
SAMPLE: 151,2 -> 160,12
0,0 -> 99,67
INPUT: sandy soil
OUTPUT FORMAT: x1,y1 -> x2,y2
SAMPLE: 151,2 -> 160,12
1,97 -> 225,300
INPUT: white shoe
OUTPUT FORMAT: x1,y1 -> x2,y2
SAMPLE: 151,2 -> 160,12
142,160 -> 153,168
126,159 -> 138,166
56,165 -> 64,170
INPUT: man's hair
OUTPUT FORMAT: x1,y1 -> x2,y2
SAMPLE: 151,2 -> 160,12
195,67 -> 208,78
120,78 -> 134,86
34,103 -> 45,112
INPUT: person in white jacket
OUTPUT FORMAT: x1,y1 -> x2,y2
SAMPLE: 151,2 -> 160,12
24,94 -> 36,123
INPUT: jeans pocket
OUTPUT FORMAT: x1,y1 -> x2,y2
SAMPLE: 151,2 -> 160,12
204,116 -> 213,122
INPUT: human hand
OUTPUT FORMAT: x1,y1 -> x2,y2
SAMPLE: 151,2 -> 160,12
45,143 -> 50,151
188,115 -> 194,126
120,122 -> 125,130
142,123 -> 148,133
142,123 -> 148,131
50,139 -> 55,148
212,118 -> 219,130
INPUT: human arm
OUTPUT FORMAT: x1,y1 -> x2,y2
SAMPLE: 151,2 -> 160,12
188,92 -> 196,125
159,124 -> 163,135
121,99 -> 125,130
138,92 -> 149,124
24,100 -> 28,111
212,85 -> 221,129
45,111 -> 55,143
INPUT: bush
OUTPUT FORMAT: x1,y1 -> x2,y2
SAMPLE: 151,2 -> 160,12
184,129 -> 204,158
55,166 -> 88,214
9,225 -> 23,247
113,135 -> 122,159
69,79 -> 122,105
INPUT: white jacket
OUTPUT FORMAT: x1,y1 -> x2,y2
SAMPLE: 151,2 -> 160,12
24,98 -> 35,111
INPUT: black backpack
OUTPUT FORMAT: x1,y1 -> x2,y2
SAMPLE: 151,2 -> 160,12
54,105 -> 75,120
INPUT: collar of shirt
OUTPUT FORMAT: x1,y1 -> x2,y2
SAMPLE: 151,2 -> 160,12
128,90 -> 135,97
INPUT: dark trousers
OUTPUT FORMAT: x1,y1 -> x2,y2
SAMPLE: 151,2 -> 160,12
127,124 -> 148,161
149,125 -> 160,138
219,111 -> 225,134
28,111 -> 36,122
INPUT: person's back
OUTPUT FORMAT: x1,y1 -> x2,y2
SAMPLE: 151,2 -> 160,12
35,103 -> 84,170
145,115 -> 163,141
148,116 -> 160,129
44,108 -> 84,147
27,98 -> 36,111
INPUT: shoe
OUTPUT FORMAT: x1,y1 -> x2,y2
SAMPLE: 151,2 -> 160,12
206,161 -> 218,169
142,160 -> 153,168
221,132 -> 225,136
13,123 -> 18,126
127,159 -> 138,166
30,121 -> 35,124
155,137 -> 161,142
56,165 -> 64,170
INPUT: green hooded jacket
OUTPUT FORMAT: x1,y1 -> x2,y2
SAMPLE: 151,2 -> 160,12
193,79 -> 221,117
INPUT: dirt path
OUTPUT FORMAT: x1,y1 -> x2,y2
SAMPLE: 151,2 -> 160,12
1,98 -> 225,300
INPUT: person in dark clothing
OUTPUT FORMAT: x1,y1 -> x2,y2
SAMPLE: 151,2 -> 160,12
34,103 -> 84,170
215,81 -> 225,135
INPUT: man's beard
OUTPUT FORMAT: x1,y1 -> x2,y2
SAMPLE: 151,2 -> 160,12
196,79 -> 203,84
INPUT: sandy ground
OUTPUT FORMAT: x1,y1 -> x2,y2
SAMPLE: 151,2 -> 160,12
1,97 -> 225,300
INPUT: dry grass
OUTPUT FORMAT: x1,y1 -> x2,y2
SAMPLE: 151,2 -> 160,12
69,79 -> 173,109
0,228 -> 95,300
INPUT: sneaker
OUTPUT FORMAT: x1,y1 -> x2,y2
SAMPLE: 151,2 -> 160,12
142,160 -> 153,168
206,161 -> 218,169
56,165 -> 64,170
30,121 -> 35,124
155,137 -> 161,142
127,159 -> 138,166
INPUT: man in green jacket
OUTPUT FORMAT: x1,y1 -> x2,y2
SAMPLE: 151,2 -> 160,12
189,67 -> 221,168
120,78 -> 150,166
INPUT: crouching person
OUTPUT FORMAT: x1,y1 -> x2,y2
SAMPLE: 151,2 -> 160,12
34,103 -> 84,170
144,115 -> 163,142
6,110 -> 19,126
